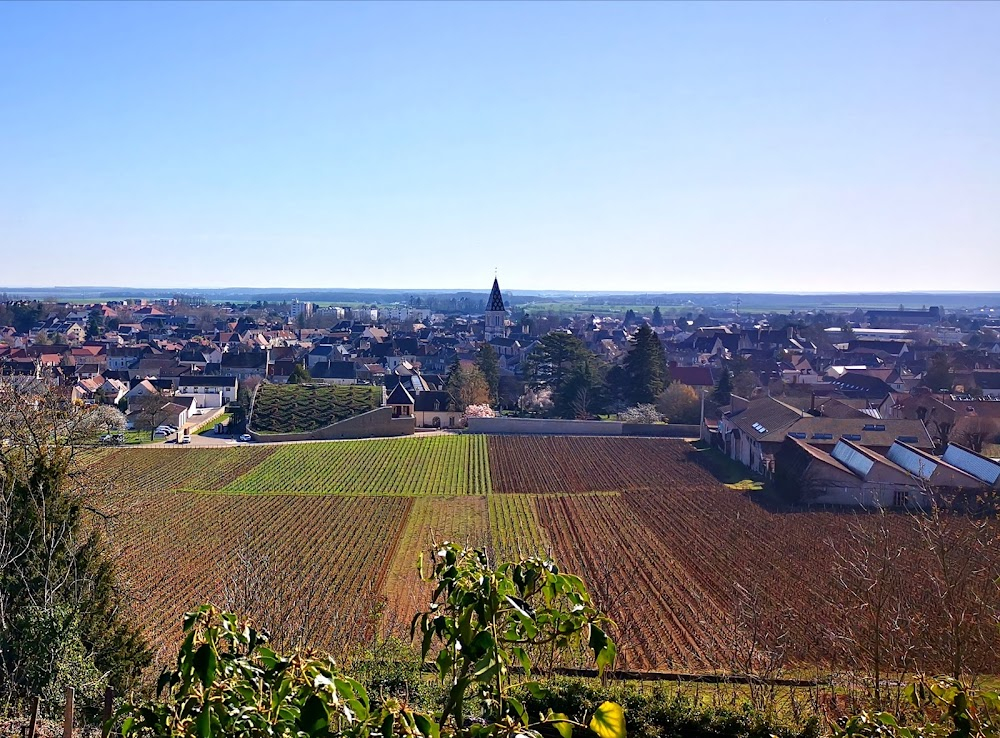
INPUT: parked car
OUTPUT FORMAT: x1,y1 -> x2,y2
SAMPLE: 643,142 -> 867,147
238,434 -> 252,442
100,433 -> 124,445
178,435 -> 191,444
153,429 -> 170,437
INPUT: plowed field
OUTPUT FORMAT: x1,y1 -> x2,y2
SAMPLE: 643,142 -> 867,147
90,435 -> 1000,674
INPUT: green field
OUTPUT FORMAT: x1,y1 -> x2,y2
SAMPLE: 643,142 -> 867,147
220,435 -> 491,495
250,382 -> 381,433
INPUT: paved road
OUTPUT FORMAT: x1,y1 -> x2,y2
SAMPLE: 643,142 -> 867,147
142,428 -> 459,449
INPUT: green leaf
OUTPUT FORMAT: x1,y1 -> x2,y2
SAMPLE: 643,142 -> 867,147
507,696 -> 528,725
549,713 -> 573,738
589,626 -> 616,675
513,646 -> 532,675
192,643 -> 217,689
414,712 -> 440,738
589,702 -> 625,738
876,713 -> 898,727
195,706 -> 211,738
525,682 -> 547,699
298,694 -> 330,736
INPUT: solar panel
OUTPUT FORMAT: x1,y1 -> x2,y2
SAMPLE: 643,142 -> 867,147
842,434 -> 862,441
896,435 -> 919,443
863,424 -> 886,431
811,433 -> 834,440
788,432 -> 807,439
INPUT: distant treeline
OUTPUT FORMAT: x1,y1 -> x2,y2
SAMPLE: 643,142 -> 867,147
2,287 -> 1000,311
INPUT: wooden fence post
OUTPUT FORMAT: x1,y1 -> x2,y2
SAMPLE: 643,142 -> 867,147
63,686 -> 74,738
101,685 -> 115,738
27,696 -> 40,738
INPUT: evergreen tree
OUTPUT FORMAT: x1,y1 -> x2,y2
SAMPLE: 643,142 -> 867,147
554,360 -> 602,420
86,310 -> 102,340
623,309 -> 636,327
712,368 -> 733,405
287,363 -> 312,384
522,332 -> 592,395
623,323 -> 666,405
600,364 -> 630,413
651,306 -> 663,327
1,449 -> 150,708
475,343 -> 501,406
445,361 -> 490,411
924,352 -> 952,392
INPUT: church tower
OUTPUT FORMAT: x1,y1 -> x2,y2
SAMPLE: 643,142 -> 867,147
484,277 -> 508,341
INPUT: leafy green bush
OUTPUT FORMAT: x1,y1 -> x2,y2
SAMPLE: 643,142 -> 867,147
349,635 -> 424,706
3,605 -> 107,718
834,677 -> 999,738
117,544 -> 625,738
515,679 -> 820,738
412,543 -> 617,731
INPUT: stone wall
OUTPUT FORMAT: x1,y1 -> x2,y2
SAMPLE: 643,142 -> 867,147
249,407 -> 414,442
466,417 -> 700,437
466,417 -> 622,435
622,423 -> 700,438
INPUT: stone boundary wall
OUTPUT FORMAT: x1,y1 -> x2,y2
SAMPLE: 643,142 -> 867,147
466,417 -> 700,437
248,407 -> 414,442
622,423 -> 700,438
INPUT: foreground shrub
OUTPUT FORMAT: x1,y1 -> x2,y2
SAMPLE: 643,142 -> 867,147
117,543 -> 625,738
515,679 -> 820,738
834,677 -> 999,738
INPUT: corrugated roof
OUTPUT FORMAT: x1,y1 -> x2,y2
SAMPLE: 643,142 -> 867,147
887,442 -> 938,479
943,444 -> 1000,486
832,442 -> 875,477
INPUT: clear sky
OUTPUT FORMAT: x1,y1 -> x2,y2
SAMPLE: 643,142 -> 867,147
1,1 -> 998,293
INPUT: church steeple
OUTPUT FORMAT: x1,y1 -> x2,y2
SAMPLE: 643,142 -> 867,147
487,278 -> 505,312
485,276 -> 508,341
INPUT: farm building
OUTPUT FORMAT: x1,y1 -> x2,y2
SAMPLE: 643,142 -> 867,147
719,394 -> 933,476
414,390 -> 463,429
776,437 -> 930,508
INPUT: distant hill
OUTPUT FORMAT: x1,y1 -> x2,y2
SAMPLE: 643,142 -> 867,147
250,383 -> 381,434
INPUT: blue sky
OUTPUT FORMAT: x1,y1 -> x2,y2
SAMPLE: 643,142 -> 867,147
1,1 -> 998,292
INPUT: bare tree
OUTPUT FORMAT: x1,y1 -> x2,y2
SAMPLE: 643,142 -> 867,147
954,418 -> 1000,455
129,392 -> 168,440
723,575 -> 790,712
912,503 -> 1000,680
827,508 -> 915,710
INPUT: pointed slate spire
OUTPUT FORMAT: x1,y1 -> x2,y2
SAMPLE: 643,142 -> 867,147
487,278 -> 505,312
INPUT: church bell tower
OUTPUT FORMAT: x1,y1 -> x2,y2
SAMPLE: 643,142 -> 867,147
484,277 -> 508,341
